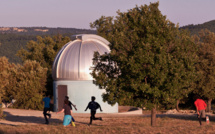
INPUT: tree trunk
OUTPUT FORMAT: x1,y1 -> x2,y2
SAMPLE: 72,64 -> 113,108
206,99 -> 212,112
151,106 -> 156,126
176,99 -> 180,112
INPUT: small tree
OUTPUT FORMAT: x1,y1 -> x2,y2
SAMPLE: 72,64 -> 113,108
11,60 -> 47,110
91,2 -> 197,126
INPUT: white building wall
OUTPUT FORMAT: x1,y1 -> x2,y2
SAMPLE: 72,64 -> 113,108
53,80 -> 118,113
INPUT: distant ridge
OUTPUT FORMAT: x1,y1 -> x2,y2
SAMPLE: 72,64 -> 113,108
180,20 -> 215,35
2,21 -> 215,64
0,27 -> 96,36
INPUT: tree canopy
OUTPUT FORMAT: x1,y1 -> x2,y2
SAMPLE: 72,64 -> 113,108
90,2 -> 197,126
12,60 -> 47,110
0,57 -> 47,110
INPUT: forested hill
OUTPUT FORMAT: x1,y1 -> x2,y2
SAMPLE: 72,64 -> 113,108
180,20 -> 215,35
0,27 -> 96,63
2,21 -> 215,64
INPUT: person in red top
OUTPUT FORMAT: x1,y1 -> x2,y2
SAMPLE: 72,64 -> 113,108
194,96 -> 207,125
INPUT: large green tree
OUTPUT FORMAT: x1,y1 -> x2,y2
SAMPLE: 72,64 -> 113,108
90,2 -> 197,126
193,29 -> 215,112
17,35 -> 70,95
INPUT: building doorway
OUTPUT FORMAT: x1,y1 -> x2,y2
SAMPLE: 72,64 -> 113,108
57,85 -> 67,111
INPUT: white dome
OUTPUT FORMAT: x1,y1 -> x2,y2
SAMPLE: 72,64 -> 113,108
52,34 -> 110,81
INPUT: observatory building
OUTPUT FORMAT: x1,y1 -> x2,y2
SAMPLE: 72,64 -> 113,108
52,34 -> 118,113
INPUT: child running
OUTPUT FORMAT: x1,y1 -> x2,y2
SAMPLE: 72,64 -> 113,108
65,96 -> 77,125
57,99 -> 73,127
85,96 -> 103,126
42,95 -> 51,124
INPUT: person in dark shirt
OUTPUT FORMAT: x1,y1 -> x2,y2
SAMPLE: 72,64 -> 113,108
57,99 -> 73,127
42,95 -> 51,124
85,96 -> 103,126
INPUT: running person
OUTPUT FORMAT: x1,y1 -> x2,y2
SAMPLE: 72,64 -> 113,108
194,96 -> 207,125
57,99 -> 73,127
65,96 -> 77,122
43,95 -> 51,124
85,96 -> 103,126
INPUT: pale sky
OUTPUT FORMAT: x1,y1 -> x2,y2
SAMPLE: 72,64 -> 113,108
0,0 -> 214,29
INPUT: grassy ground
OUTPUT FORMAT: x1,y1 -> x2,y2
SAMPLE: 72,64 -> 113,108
0,114 -> 215,134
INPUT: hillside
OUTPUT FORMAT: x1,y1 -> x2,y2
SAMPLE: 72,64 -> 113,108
180,20 -> 215,35
0,27 -> 96,63
1,21 -> 215,63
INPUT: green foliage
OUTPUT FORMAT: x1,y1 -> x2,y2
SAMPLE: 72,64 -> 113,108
0,57 -> 15,117
193,29 -> 215,100
162,29 -> 198,107
0,34 -> 37,63
0,57 -> 11,99
17,35 -> 71,95
2,60 -> 18,102
17,35 -> 70,68
91,2 -> 197,110
11,60 -> 47,110
0,57 -> 48,110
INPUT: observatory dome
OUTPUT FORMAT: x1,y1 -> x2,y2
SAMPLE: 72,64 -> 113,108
52,34 -> 110,81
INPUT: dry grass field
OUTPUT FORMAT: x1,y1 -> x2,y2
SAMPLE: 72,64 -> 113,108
0,108 -> 215,134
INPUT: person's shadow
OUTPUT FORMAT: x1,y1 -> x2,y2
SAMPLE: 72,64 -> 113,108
2,111 -> 62,125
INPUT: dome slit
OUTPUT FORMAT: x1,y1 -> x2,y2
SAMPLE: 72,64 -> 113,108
78,41 -> 82,79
